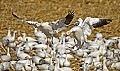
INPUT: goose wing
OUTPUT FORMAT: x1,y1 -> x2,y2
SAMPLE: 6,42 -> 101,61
89,18 -> 112,28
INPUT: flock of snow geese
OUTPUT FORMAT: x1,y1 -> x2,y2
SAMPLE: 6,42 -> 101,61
0,11 -> 120,71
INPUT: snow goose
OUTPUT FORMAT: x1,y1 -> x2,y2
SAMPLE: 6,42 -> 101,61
74,49 -> 84,57
83,17 -> 111,40
84,56 -> 93,65
80,17 -> 112,31
14,62 -> 25,71
111,62 -> 120,70
33,43 -> 48,50
63,54 -> 70,67
61,54 -> 74,60
1,47 -> 11,61
8,41 -> 18,48
0,63 -> 4,71
29,63 -> 38,71
17,47 -> 32,59
2,28 -> 17,46
7,30 -> 17,42
24,59 -> 33,71
36,49 -> 46,58
67,22 -> 84,48
117,38 -> 120,49
12,11 -> 74,38
34,27 -> 46,38
60,67 -> 72,71
2,27 -> 11,46
22,33 -> 37,42
57,32 -> 68,54
32,56 -> 42,64
95,32 -> 103,41
37,64 -> 49,70
54,55 -> 72,71
22,40 -> 38,52
103,57 -> 109,71
1,62 -> 10,71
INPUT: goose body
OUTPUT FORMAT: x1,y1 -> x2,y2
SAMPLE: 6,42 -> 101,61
1,47 -> 11,61
17,47 -> 31,59
2,28 -> 17,46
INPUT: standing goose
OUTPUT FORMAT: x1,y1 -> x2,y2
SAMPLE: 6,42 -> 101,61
16,47 -> 32,59
63,54 -> 70,67
2,30 -> 17,44
1,47 -> 11,62
67,22 -> 84,48
2,27 -> 11,46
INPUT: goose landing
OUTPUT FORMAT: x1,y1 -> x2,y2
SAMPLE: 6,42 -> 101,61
12,11 -> 74,38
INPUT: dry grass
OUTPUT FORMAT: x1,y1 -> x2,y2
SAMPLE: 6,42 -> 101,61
0,0 -> 120,71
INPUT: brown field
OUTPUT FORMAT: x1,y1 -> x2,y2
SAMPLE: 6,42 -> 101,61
0,0 -> 120,71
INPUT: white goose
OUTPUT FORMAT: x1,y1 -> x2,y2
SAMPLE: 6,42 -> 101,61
32,56 -> 42,64
57,33 -> 67,54
30,63 -> 38,71
17,47 -> 32,59
0,63 -> 4,71
67,24 -> 84,48
117,39 -> 120,49
8,41 -> 18,48
2,28 -> 17,46
1,62 -> 10,71
22,33 -> 37,42
34,27 -> 46,38
63,54 -> 70,67
1,47 -> 11,61
33,43 -> 48,50
111,62 -> 120,70
36,49 -> 46,58
24,59 -> 32,71
37,64 -> 49,70
12,11 -> 74,38
61,54 -> 74,60
2,27 -> 11,46
14,62 -> 25,71
55,57 -> 72,71
103,57 -> 109,71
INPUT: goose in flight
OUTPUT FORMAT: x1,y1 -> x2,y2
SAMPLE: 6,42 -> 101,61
67,17 -> 112,48
12,11 -> 74,38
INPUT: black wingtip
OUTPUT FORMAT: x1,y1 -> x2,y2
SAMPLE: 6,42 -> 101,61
92,18 -> 112,28
12,12 -> 18,18
106,19 -> 112,24
12,12 -> 22,20
64,10 -> 74,25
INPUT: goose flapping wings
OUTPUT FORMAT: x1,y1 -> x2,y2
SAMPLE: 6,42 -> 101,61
78,17 -> 112,36
67,17 -> 112,48
87,17 -> 112,28
12,11 -> 74,38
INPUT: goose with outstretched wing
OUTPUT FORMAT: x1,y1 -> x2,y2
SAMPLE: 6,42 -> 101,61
67,17 -> 112,48
12,11 -> 74,38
